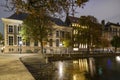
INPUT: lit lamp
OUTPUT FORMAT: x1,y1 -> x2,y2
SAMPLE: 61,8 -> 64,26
19,41 -> 22,54
59,43 -> 63,56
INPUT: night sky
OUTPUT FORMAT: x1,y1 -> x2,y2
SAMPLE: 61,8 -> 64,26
0,0 -> 120,34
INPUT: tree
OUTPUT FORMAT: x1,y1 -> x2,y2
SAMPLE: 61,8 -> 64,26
20,14 -> 53,54
0,32 -> 3,45
0,32 -> 2,41
4,0 -> 88,17
4,0 -> 89,54
100,37 -> 110,49
62,32 -> 72,47
78,15 -> 102,53
111,36 -> 120,52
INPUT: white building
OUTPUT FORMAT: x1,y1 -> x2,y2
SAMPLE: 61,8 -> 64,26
2,13 -> 72,53
103,22 -> 120,41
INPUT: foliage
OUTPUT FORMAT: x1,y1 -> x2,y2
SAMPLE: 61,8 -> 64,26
4,0 -> 88,17
62,32 -> 72,47
20,14 -> 53,54
100,37 -> 110,48
0,32 -> 4,45
111,36 -> 120,52
0,32 -> 3,41
4,0 -> 89,54
77,15 -> 102,52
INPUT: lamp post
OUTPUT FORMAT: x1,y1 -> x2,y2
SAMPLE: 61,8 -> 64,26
19,41 -> 22,54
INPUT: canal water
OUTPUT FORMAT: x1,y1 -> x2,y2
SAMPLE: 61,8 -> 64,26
47,56 -> 120,80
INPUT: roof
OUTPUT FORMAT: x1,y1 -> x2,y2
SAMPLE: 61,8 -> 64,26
68,16 -> 79,23
105,22 -> 120,27
7,13 -> 65,26
7,12 -> 28,20
50,17 -> 65,26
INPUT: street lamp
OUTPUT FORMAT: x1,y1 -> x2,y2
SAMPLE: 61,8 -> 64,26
19,41 -> 22,54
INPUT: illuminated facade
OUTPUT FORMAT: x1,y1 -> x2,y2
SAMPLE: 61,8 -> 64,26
65,16 -> 88,51
2,13 -> 72,53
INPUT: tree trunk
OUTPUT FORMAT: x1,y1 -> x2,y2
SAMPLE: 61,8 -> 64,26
40,39 -> 44,54
87,45 -> 90,54
115,47 -> 117,52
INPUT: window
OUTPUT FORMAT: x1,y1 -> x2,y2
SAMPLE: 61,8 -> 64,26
61,31 -> 64,38
49,39 -> 53,47
8,36 -> 13,45
34,41 -> 38,46
26,40 -> 30,46
17,37 -> 22,45
8,25 -> 13,33
56,31 -> 59,37
17,26 -> 21,33
56,39 -> 59,47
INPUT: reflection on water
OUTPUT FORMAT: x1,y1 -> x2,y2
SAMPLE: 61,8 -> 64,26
52,58 -> 95,80
41,56 -> 120,80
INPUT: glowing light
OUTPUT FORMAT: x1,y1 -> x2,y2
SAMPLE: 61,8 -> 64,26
73,60 -> 78,64
73,48 -> 78,51
116,56 -> 120,61
58,62 -> 63,78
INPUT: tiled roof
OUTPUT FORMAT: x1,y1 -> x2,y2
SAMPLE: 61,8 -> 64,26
7,13 -> 65,26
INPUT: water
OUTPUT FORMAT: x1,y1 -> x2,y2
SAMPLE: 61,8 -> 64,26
48,56 -> 120,80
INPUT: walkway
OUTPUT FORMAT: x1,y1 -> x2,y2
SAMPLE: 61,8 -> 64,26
0,54 -> 36,80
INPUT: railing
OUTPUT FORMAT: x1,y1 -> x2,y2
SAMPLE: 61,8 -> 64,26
46,52 -> 120,61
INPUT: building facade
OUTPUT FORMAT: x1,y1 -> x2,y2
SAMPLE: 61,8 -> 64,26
103,22 -> 120,41
65,16 -> 88,51
2,13 -> 72,53
102,22 -> 120,51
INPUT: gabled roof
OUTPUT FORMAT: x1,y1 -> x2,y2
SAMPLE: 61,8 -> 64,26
7,13 -> 65,26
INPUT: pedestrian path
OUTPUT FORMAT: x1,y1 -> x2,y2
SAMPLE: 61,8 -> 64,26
0,54 -> 35,80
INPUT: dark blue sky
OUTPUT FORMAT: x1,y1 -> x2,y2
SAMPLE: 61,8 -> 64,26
0,0 -> 120,34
